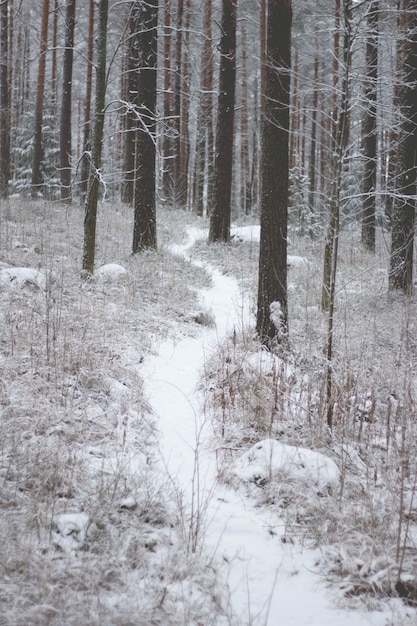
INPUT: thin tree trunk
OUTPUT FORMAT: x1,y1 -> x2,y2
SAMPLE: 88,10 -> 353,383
322,0 -> 352,429
256,0 -> 291,346
179,0 -> 191,208
31,0 -> 49,197
193,0 -> 213,216
162,0 -> 174,201
60,0 -> 76,204
122,3 -> 140,205
308,44 -> 319,214
240,18 -> 250,215
82,0 -> 108,276
0,0 -> 10,198
80,0 -> 94,202
208,0 -> 237,243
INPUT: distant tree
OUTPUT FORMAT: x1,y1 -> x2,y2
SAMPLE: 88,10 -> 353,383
389,0 -> 417,293
208,0 -> 237,243
256,0 -> 292,345
60,0 -> 76,204
172,0 -> 184,205
240,18 -> 250,214
31,0 -> 49,197
179,0 -> 191,207
321,0 -> 352,312
361,0 -> 379,252
132,0 -> 158,252
82,0 -> 108,276
121,2 -> 141,205
79,0 -> 94,202
193,0 -> 214,216
0,0 -> 10,199
162,0 -> 174,202
308,41 -> 319,216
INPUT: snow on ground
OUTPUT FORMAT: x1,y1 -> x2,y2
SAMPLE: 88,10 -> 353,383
143,226 -> 408,625
1,205 -> 416,625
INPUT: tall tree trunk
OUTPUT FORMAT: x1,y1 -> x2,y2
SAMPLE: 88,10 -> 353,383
256,0 -> 292,346
322,0 -> 352,429
321,0 -> 351,312
132,0 -> 158,252
308,44 -> 319,215
171,0 -> 183,205
193,0 -> 213,216
260,0 -> 266,114
0,0 -> 10,198
51,0 -> 58,108
385,0 -> 405,225
80,0 -> 94,202
389,0 -> 417,293
121,3 -> 140,205
179,0 -> 191,208
208,0 -> 237,243
31,0 -> 49,197
60,0 -> 76,204
361,0 -> 379,252
240,18 -> 250,215
162,0 -> 174,202
82,0 -> 108,276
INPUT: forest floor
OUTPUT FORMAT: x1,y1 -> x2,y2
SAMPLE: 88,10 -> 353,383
0,200 -> 417,625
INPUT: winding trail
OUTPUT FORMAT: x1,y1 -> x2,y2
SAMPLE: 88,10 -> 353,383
142,230 -> 392,626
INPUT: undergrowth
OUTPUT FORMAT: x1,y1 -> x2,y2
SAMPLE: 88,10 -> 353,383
200,223 -> 417,607
0,200 -> 228,625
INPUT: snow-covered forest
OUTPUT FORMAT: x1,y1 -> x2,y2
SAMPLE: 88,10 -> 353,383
1,0 -> 417,624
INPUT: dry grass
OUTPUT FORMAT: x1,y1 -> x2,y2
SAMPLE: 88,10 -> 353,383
199,220 -> 417,605
0,200 -> 228,625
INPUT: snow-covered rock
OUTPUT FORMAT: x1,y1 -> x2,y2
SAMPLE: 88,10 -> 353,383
95,263 -> 127,280
0,267 -> 46,290
231,438 -> 340,494
52,512 -> 89,551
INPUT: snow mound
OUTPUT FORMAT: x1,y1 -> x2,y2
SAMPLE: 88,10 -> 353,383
287,255 -> 313,270
0,267 -> 46,290
52,512 -> 89,551
95,263 -> 127,280
232,438 -> 340,494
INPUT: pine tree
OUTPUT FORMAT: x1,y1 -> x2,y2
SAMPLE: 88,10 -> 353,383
361,0 -> 379,252
208,0 -> 237,243
82,0 -> 108,276
132,0 -> 158,252
256,0 -> 292,345
389,0 -> 417,293
60,0 -> 76,204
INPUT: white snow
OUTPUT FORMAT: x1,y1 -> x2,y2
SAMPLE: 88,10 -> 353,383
141,227 -> 397,625
95,262 -> 127,280
0,266 -> 46,289
231,438 -> 340,493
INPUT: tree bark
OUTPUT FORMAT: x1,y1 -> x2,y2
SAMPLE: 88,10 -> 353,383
208,0 -> 237,243
389,0 -> 417,293
31,0 -> 49,197
256,0 -> 292,346
121,2 -> 141,205
0,0 -> 10,198
193,0 -> 213,216
132,0 -> 158,253
361,0 -> 379,252
82,0 -> 108,276
60,0 -> 76,204
80,0 -> 94,202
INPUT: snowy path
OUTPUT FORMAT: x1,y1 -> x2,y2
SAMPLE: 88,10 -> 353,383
143,230 -> 396,626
